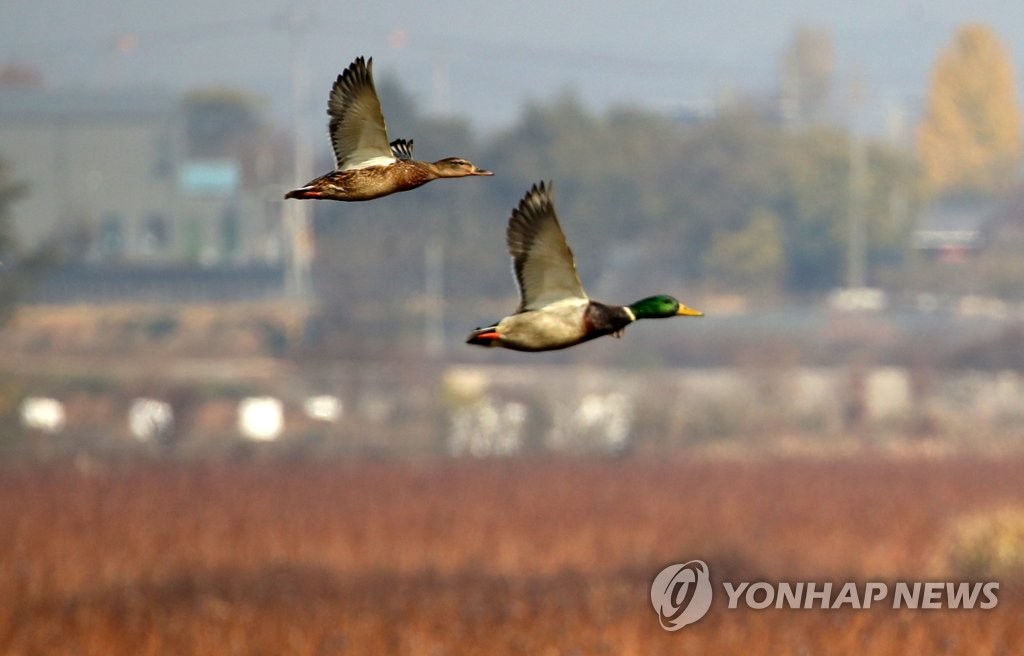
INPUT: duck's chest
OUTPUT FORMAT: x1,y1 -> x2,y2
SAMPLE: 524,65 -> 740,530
387,161 -> 436,191
583,302 -> 633,335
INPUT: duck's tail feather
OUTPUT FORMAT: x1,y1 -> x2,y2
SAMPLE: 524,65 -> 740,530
466,325 -> 502,347
284,186 -> 322,200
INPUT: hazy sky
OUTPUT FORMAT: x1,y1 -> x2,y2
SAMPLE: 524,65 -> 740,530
4,1 -> 1024,137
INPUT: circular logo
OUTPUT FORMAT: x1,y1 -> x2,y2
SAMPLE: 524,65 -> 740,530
651,560 -> 713,630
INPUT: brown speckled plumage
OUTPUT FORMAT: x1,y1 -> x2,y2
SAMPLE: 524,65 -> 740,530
286,157 -> 491,202
285,57 -> 491,202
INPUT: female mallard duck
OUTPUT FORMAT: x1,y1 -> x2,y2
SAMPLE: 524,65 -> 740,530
285,56 -> 492,202
467,181 -> 703,352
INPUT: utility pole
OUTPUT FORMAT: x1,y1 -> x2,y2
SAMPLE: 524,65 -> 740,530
846,136 -> 867,289
424,236 -> 444,358
285,10 -> 314,300
845,70 -> 868,290
431,54 -> 451,116
425,54 -> 450,357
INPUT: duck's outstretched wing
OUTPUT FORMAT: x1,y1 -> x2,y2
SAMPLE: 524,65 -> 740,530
506,181 -> 587,312
327,56 -> 396,171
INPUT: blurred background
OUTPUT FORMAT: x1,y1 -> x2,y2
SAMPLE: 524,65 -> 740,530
2,2 -> 1024,654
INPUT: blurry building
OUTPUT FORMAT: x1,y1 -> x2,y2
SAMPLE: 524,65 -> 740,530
0,87 -> 284,267
912,201 -> 995,264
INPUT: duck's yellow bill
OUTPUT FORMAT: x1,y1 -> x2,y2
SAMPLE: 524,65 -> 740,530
677,305 -> 704,317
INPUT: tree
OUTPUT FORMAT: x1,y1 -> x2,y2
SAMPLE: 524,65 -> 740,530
0,161 -> 32,325
0,164 -> 16,259
706,208 -> 783,293
917,24 -> 1021,198
778,26 -> 835,126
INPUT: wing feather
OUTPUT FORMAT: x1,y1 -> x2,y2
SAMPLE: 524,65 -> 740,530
327,57 -> 396,170
506,181 -> 588,312
389,138 -> 414,160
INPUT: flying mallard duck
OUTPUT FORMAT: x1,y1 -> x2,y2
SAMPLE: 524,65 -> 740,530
467,182 -> 703,352
285,56 -> 492,202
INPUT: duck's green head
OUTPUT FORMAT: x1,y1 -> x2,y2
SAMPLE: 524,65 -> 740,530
629,295 -> 704,319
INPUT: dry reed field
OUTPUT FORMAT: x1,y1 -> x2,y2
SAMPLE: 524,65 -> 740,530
2,455 -> 1023,655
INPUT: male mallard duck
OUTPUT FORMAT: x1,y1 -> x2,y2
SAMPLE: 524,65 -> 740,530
466,182 -> 703,352
285,56 -> 492,202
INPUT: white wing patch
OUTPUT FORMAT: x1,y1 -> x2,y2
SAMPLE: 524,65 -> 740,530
342,154 -> 397,170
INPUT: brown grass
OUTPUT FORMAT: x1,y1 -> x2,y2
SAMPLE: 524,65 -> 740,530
2,455 -> 1023,654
